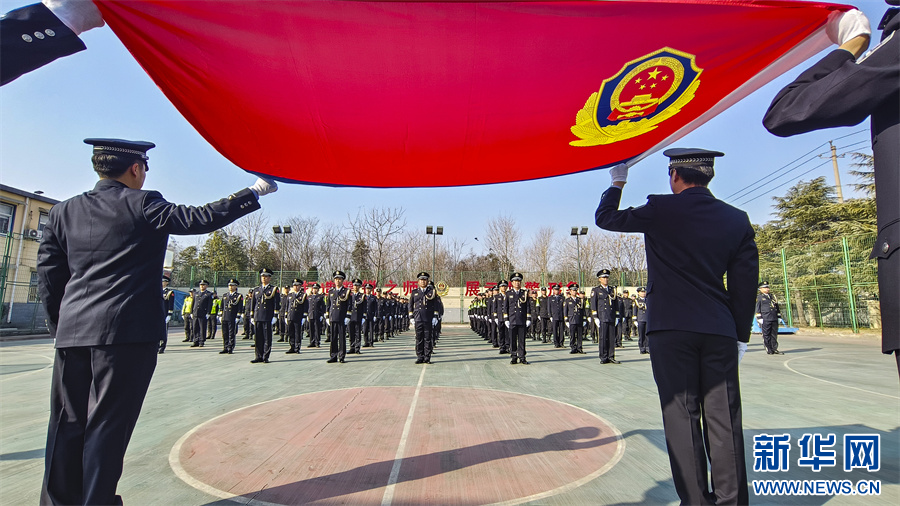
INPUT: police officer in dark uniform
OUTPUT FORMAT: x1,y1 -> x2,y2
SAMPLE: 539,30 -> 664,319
285,279 -> 308,354
36,138 -> 274,505
250,268 -> 280,363
242,288 -> 255,340
564,283 -> 586,353
504,273 -> 531,364
537,287 -> 550,343
160,275 -> 174,354
764,3 -> 900,371
362,283 -> 378,347
348,278 -> 364,354
547,285 -> 565,348
635,287 -> 649,354
495,281 -> 510,353
327,271 -> 351,363
590,270 -> 619,364
306,282 -> 325,348
219,278 -> 243,355
409,272 -> 438,364
595,150 -> 758,505
755,282 -> 783,355
192,280 -> 213,348
618,289 -> 634,344
276,286 -> 289,341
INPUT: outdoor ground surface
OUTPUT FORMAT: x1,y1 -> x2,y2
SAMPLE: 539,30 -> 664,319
1,325 -> 897,505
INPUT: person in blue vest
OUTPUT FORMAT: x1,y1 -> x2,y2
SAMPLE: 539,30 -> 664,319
37,138 -> 275,505
595,149 -> 758,505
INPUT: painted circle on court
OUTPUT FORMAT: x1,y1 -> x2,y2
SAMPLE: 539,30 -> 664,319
171,387 -> 623,505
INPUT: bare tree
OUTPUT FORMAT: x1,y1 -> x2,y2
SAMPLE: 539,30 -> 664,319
282,215 -> 321,271
228,210 -> 269,255
318,222 -> 352,276
484,214 -> 519,277
345,207 -> 407,281
524,226 -> 555,274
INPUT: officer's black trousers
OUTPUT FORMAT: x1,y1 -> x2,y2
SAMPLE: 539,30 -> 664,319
510,324 -> 527,359
193,316 -> 208,345
208,316 -> 218,339
222,317 -> 237,352
649,331 -> 748,505
184,317 -> 192,341
309,317 -> 322,346
637,321 -> 648,353
243,316 -> 253,338
599,321 -> 616,361
363,320 -> 375,346
498,324 -> 509,352
551,319 -> 564,347
349,320 -> 361,352
414,320 -> 433,360
569,323 -> 583,352
540,317 -> 550,341
253,321 -> 273,361
761,320 -> 779,353
42,343 -> 157,506
329,321 -> 346,360
289,320 -> 303,350
159,319 -> 168,352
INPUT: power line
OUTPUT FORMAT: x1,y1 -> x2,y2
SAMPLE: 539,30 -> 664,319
735,158 -> 832,207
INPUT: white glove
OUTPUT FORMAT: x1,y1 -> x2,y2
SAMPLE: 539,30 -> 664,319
505,321 -> 510,328
249,177 -> 278,197
271,317 -> 277,324
238,315 -> 243,324
217,316 -> 222,323
301,318 -> 306,326
826,9 -> 871,46
319,316 -> 323,322
344,317 -> 350,325
43,0 -> 104,35
737,341 -> 748,362
756,318 -> 763,327
432,318 -> 438,326
165,316 -> 171,324
526,320 -> 531,327
566,322 -> 570,328
594,318 -> 600,326
362,318 -> 366,325
609,163 -> 629,184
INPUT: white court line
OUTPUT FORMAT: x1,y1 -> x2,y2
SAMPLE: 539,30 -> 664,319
783,353 -> 899,400
0,350 -> 53,382
380,366 -> 427,506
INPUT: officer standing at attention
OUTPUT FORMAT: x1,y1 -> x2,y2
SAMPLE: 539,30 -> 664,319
537,287 -> 550,343
618,289 -> 634,344
591,270 -> 619,364
306,283 -> 325,348
192,280 -> 213,348
181,289 -> 194,342
160,275 -> 174,354
564,283 -> 586,354
285,279 -> 307,354
409,272 -> 438,364
363,283 -> 378,347
36,138 -> 275,505
250,268 -> 280,363
242,288 -> 255,340
635,287 -> 649,354
348,278 -> 364,354
755,282 -> 783,355
208,292 -> 220,340
547,285 -> 565,348
504,273 -> 531,364
595,150 -> 758,505
327,271 -> 352,363
219,279 -> 243,355
495,281 -> 510,354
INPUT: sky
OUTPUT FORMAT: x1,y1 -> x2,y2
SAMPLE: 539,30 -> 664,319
0,0 -> 887,256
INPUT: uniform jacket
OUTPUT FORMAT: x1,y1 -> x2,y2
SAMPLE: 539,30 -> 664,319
193,290 -> 213,318
755,293 -> 781,322
350,291 -> 365,321
279,293 -> 290,316
504,288 -> 530,326
364,294 -> 378,320
327,286 -> 351,321
163,288 -> 175,316
595,186 -> 758,341
244,291 -> 255,317
590,285 -> 616,322
37,180 -> 259,347
635,296 -> 648,323
548,294 -> 564,320
764,9 -> 898,353
221,291 -> 244,318
251,284 -> 280,321
538,295 -> 550,318
564,296 -> 585,325
288,290 -> 308,322
408,285 -> 437,322
307,293 -> 326,320
0,2 -> 85,86
619,296 -> 633,319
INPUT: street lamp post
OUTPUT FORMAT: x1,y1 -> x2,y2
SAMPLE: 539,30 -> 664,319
273,225 -> 292,286
426,226 -> 443,277
571,226 -> 588,286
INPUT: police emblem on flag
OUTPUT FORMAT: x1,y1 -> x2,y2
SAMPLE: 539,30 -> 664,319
436,281 -> 450,297
570,47 -> 702,146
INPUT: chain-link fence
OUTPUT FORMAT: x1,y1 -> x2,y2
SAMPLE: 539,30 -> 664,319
1,232 -> 50,335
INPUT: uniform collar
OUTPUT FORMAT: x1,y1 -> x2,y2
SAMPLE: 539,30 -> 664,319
94,179 -> 129,191
679,186 -> 714,198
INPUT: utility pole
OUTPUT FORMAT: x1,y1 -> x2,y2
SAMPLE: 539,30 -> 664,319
825,141 -> 845,203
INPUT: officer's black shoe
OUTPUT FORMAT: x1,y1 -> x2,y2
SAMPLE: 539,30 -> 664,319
183,339 -> 191,342
339,359 -> 345,363
424,359 -> 432,364
493,344 -> 500,348
510,358 -> 518,365
578,350 -> 586,354
250,358 -> 263,363
327,357 -> 338,363
285,350 -> 298,354
228,350 -> 234,354
766,350 -> 773,354
775,350 -> 784,355
599,360 -> 610,364
415,359 -> 424,364
609,359 -> 621,364
520,359 -> 529,365
307,344 -> 316,348
219,350 -> 229,354
277,338 -> 285,342
569,350 -> 578,354
158,350 -> 165,354
264,359 -> 270,363
199,343 -> 204,347
190,343 -> 199,347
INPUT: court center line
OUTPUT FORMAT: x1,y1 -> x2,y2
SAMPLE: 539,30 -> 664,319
783,353 -> 899,400
380,365 -> 427,506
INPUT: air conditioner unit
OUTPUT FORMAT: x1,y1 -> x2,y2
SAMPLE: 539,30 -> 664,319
25,228 -> 41,240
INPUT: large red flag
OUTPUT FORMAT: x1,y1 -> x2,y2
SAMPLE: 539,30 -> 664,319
96,0 -> 850,187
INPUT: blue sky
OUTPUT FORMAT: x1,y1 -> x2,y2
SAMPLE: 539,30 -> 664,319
0,0 -> 885,253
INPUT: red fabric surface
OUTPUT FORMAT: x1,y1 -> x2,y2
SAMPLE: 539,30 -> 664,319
96,1 -> 851,187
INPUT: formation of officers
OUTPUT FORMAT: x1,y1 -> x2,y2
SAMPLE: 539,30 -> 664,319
468,270 -> 648,364
168,269 -> 446,364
